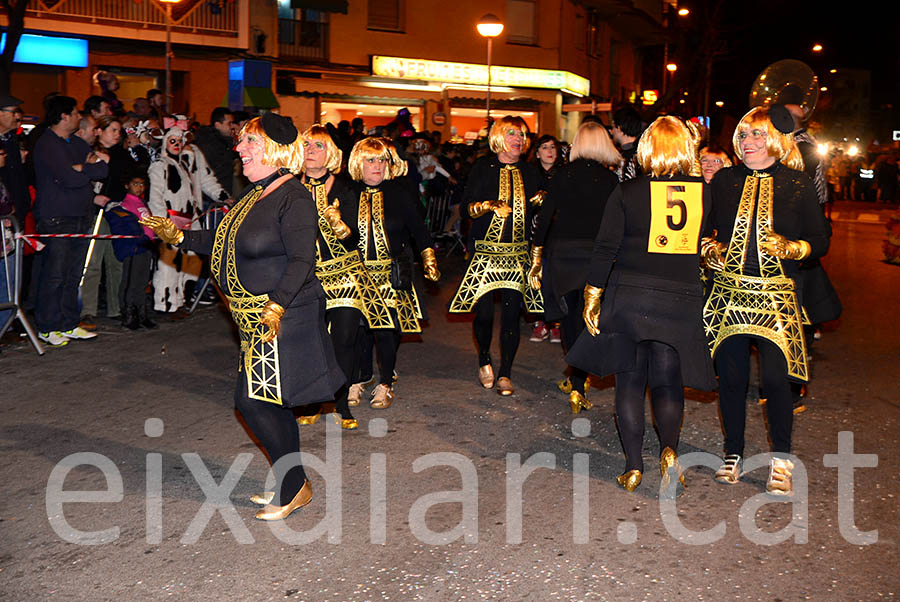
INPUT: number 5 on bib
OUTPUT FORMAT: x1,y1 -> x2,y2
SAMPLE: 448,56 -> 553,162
647,181 -> 703,254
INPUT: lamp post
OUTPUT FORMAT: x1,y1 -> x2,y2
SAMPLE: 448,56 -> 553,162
160,0 -> 181,112
477,14 -> 503,129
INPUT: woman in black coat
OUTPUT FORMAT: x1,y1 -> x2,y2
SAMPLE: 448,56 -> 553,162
531,121 -> 621,413
142,114 -> 345,521
566,116 -> 715,493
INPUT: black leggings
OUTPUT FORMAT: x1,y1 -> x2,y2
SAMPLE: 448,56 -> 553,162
473,289 -> 523,378
559,289 -> 588,395
715,335 -> 793,457
614,341 -> 684,473
235,379 -> 306,506
328,307 -> 364,418
374,325 -> 402,386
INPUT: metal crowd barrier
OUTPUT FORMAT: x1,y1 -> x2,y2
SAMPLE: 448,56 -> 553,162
186,204 -> 227,315
424,192 -> 464,256
0,214 -> 44,355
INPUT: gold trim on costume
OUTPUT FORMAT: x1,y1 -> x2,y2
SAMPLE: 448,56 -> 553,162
449,164 -> 543,313
211,185 -> 284,404
305,180 -> 394,329
358,188 -> 422,333
703,172 -> 808,381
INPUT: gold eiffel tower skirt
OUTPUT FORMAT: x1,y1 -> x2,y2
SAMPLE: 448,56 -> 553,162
228,293 -> 283,404
703,271 -> 809,381
449,240 -> 543,313
364,259 -> 424,334
316,250 -> 395,330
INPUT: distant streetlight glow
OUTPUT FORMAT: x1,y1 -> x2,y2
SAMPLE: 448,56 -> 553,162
829,68 -> 837,74
715,101 -> 724,107
820,86 -> 828,92
677,8 -> 690,16
817,143 -> 828,157
666,63 -> 678,72
847,145 -> 859,157
812,44 -> 823,52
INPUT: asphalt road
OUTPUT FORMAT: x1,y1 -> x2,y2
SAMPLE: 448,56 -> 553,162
1,217 -> 897,601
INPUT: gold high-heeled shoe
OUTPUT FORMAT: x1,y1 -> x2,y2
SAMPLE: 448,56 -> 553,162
659,447 -> 687,491
250,491 -> 275,505
296,412 -> 321,425
616,470 -> 642,492
568,390 -> 593,414
332,414 -> 359,430
255,480 -> 313,521
496,377 -> 514,396
557,377 -> 573,394
478,364 -> 495,389
370,384 -> 393,409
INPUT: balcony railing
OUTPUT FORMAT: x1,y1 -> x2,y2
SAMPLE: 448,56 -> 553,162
278,19 -> 328,62
26,0 -> 239,38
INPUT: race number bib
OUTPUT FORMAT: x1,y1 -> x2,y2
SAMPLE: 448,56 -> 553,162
647,181 -> 703,254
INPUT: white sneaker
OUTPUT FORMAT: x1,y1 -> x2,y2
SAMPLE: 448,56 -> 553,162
766,457 -> 794,496
39,331 -> 69,347
61,326 -> 98,340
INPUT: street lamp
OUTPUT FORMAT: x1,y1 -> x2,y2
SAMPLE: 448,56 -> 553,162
477,13 -> 503,128
812,44 -> 823,52
160,0 -> 182,113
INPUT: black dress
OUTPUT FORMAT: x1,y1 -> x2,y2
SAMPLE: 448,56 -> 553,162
533,159 -> 619,321
181,176 -> 345,407
565,174 -> 717,391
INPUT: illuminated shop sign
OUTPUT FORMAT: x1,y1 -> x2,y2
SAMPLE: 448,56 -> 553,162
0,33 -> 88,68
371,55 -> 590,97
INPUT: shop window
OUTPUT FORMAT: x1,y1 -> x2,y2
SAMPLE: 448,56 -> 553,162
368,0 -> 404,32
506,0 -> 537,46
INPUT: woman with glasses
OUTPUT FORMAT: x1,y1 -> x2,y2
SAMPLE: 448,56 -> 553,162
699,146 -> 732,184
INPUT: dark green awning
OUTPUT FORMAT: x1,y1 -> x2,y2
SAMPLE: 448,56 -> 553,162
290,0 -> 348,12
244,87 -> 279,109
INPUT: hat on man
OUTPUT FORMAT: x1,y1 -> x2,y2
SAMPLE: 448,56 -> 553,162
0,94 -> 23,109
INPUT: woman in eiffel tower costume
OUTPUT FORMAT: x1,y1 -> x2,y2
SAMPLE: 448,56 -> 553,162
141,113 -> 345,521
345,136 -> 440,409
702,105 -> 829,496
565,116 -> 716,493
295,125 -> 394,429
449,116 -> 543,396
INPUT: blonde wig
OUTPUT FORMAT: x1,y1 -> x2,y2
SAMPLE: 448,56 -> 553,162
239,117 -> 305,175
635,116 -> 699,177
488,116 -> 531,155
569,121 -> 623,167
347,137 -> 407,182
732,107 -> 804,171
301,124 -> 342,174
699,146 -> 733,168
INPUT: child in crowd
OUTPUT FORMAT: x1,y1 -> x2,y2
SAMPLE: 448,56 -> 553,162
105,174 -> 157,330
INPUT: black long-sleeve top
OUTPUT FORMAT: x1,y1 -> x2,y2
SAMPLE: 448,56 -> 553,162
33,129 -> 108,220
99,144 -> 138,203
708,162 -> 829,279
533,159 -> 619,248
463,155 -> 540,245
181,177 -> 319,308
338,178 -> 433,260
587,174 -> 710,288
304,172 -> 357,262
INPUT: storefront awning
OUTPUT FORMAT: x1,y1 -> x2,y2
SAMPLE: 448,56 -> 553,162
244,87 -> 280,109
290,0 -> 348,12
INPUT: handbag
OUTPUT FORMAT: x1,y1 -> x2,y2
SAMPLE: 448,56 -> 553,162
390,253 -> 413,291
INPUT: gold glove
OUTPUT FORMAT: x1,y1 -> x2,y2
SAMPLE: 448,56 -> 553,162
700,236 -> 727,271
259,300 -> 285,343
583,284 -> 604,337
322,199 -> 351,240
468,200 -> 512,219
529,190 -> 547,207
421,248 -> 440,281
760,229 -> 811,260
528,246 -> 543,290
139,216 -> 184,245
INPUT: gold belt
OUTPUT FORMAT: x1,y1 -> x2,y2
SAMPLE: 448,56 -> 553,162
703,271 -> 808,381
364,259 -> 423,333
227,293 -> 283,404
316,251 -> 395,329
449,240 -> 543,313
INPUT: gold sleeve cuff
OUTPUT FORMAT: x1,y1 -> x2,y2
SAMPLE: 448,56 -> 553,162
331,219 -> 351,240
530,245 -> 543,264
529,190 -> 547,207
796,240 -> 811,260
174,230 -> 185,245
468,201 -> 487,219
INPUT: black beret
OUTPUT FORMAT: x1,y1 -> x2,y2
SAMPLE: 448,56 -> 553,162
260,112 -> 298,145
768,104 -> 794,135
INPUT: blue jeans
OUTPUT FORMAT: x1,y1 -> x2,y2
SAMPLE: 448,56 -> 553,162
34,216 -> 92,333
